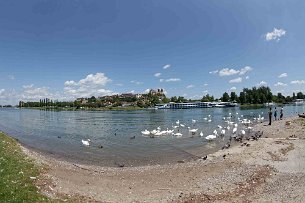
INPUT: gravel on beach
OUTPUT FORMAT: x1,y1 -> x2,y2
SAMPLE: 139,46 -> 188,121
21,116 -> 305,202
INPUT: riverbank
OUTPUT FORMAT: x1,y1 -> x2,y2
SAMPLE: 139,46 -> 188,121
0,132 -> 51,202
8,116 -> 303,202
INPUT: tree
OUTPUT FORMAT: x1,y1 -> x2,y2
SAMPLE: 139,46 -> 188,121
201,94 -> 214,102
230,92 -> 237,102
170,96 -> 178,103
239,92 -> 246,104
222,92 -> 230,102
297,92 -> 304,99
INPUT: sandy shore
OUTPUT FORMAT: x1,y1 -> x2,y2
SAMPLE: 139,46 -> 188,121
21,116 -> 305,202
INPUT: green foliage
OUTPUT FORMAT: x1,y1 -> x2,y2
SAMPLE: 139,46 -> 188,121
221,92 -> 230,102
201,94 -> 214,102
0,133 -> 51,202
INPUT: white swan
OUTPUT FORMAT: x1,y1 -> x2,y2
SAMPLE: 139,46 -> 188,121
189,128 -> 198,133
141,129 -> 150,135
232,127 -> 237,134
173,132 -> 183,137
200,131 -> 204,137
205,134 -> 217,140
82,139 -> 90,146
241,129 -> 246,135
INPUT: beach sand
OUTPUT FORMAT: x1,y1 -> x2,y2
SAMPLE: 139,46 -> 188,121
21,116 -> 305,202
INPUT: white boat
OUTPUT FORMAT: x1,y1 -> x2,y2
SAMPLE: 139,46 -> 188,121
264,102 -> 275,107
294,99 -> 305,105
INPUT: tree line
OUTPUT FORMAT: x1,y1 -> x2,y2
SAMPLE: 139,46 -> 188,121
218,86 -> 305,104
18,86 -> 305,108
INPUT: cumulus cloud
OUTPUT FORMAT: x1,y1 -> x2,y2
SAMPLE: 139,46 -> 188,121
230,87 -> 237,91
278,73 -> 288,78
274,82 -> 287,87
245,76 -> 250,80
219,68 -> 240,77
143,89 -> 150,94
239,66 -> 253,75
203,83 -> 208,86
64,73 -> 115,98
212,66 -> 253,77
20,84 -> 54,101
229,77 -> 242,83
159,79 -> 164,82
186,84 -> 194,88
154,73 -> 161,77
163,64 -> 171,69
265,28 -> 286,41
165,78 -> 181,82
257,81 -> 267,86
291,80 -> 305,85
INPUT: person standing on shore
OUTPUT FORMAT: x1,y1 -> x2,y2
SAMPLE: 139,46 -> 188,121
274,107 -> 277,121
280,107 -> 283,120
269,107 -> 272,125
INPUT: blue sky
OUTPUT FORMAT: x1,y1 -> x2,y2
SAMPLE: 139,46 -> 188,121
1,0 -> 305,104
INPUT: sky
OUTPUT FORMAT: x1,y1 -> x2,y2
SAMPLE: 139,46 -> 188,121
0,0 -> 305,105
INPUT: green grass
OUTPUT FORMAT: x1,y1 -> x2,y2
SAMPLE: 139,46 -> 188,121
0,132 -> 51,202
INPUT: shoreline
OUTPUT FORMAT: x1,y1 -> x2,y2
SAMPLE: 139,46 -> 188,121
3,115 -> 305,202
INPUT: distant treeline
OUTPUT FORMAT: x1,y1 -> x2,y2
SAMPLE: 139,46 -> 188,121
17,86 -> 305,109
216,86 -> 304,104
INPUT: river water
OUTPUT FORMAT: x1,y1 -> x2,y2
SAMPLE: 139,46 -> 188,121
0,105 -> 304,167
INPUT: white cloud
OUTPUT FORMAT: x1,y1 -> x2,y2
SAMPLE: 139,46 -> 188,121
230,87 -> 237,91
257,81 -> 267,86
129,90 -> 135,94
143,89 -> 150,94
20,84 -> 54,101
159,79 -> 164,82
202,90 -> 209,94
8,75 -> 15,80
245,76 -> 250,80
239,66 -> 253,75
115,83 -> 123,86
154,73 -> 161,77
163,64 -> 171,69
274,82 -> 287,87
212,66 -> 253,77
278,73 -> 288,78
291,80 -> 305,85
229,77 -> 242,83
209,70 -> 219,74
165,78 -> 181,82
186,84 -> 194,88
203,83 -> 208,86
64,73 -> 115,98
130,80 -> 143,85
219,68 -> 240,77
265,28 -> 286,41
